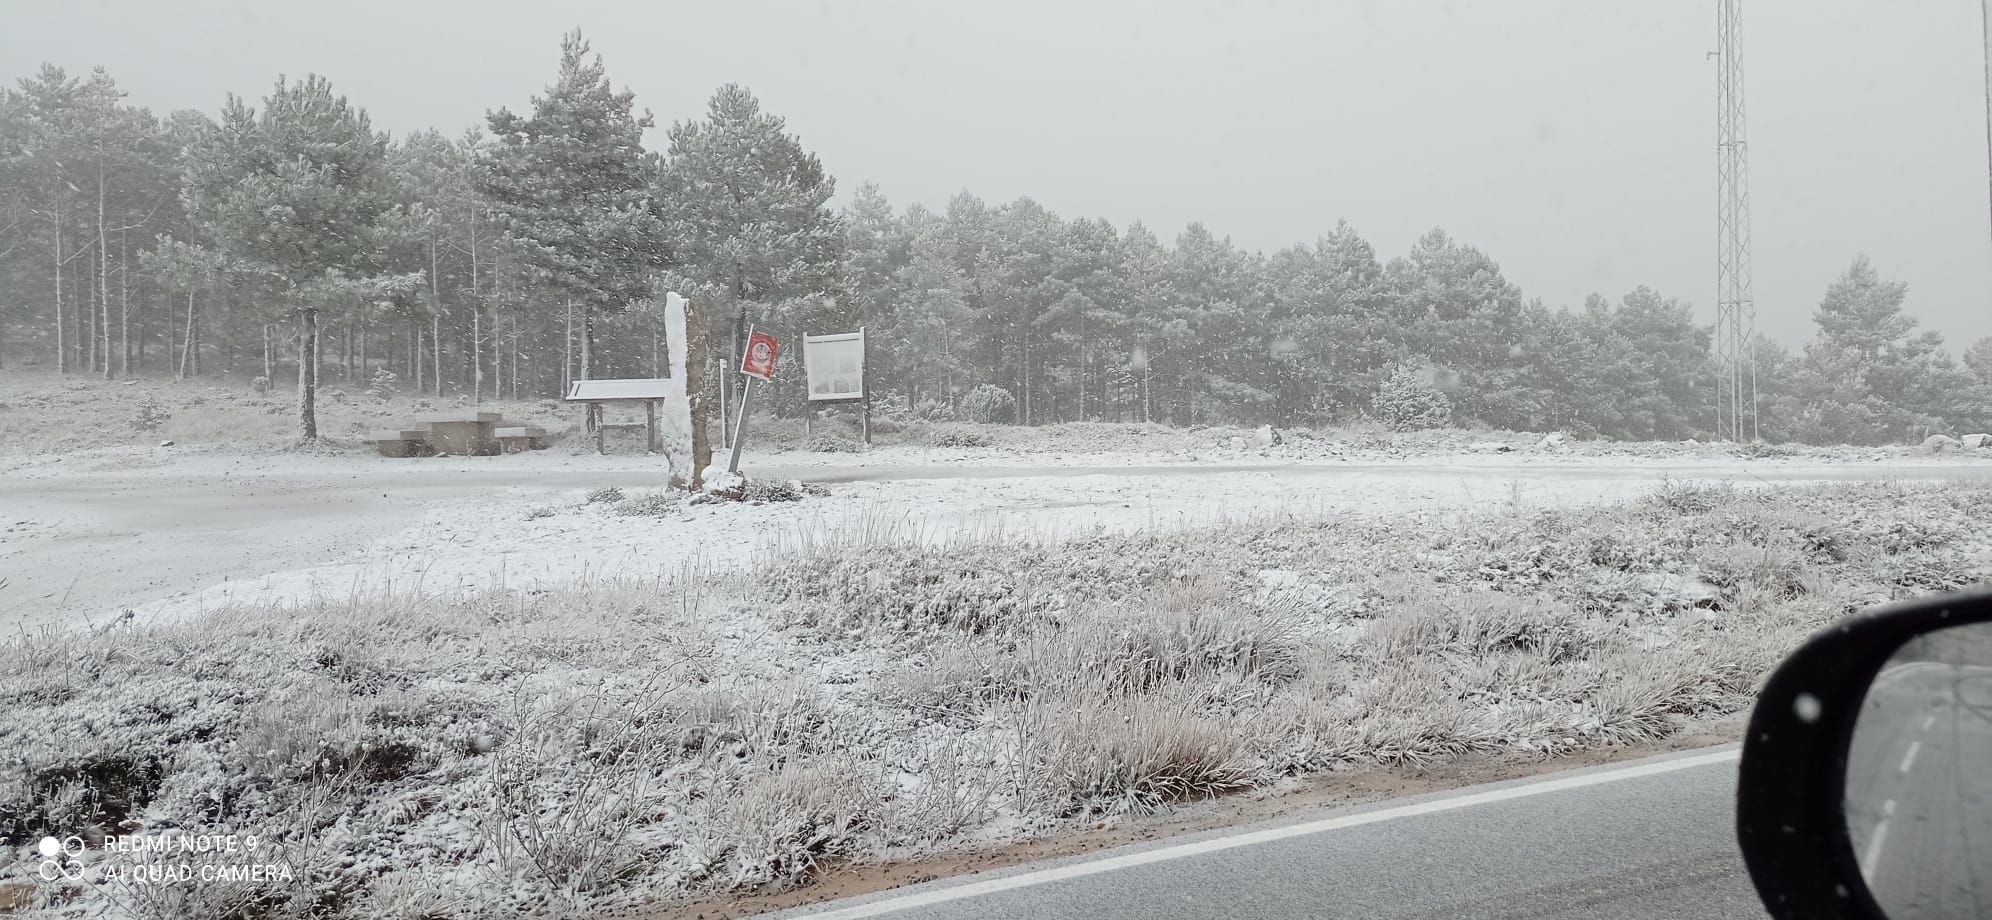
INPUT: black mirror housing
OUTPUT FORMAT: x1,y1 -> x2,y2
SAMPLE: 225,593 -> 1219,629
1738,587 -> 1992,920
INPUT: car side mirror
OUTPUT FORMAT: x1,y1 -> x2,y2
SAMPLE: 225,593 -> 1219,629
1737,588 -> 1992,920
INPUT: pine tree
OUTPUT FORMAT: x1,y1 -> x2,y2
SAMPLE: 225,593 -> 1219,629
658,82 -> 844,397
1965,337 -> 1992,385
479,31 -> 668,382
1383,228 -> 1526,426
1266,221 -> 1389,424
1790,256 -> 1966,443
178,74 -> 411,439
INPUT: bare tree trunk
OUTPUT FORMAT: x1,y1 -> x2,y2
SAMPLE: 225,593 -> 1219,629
97,165 -> 111,379
433,314 -> 443,397
430,235 -> 443,397
472,308 -> 483,404
510,317 -> 520,401
563,300 -> 574,392
1021,334 -> 1031,425
580,306 -> 595,381
469,229 -> 482,404
262,323 -> 273,382
297,309 -> 318,440
118,230 -> 130,377
685,296 -> 712,486
51,200 -> 66,374
178,292 -> 196,379
358,326 -> 367,385
1142,362 -> 1152,424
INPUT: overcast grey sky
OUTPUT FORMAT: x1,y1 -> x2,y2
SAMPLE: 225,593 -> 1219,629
7,0 -> 1989,348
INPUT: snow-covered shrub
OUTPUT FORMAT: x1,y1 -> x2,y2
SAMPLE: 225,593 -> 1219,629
1647,479 -> 1736,515
958,384 -> 1016,424
583,486 -> 624,504
889,640 -> 1024,721
763,543 -> 1066,637
927,425 -> 993,449
802,433 -> 864,453
1029,596 -> 1304,694
1736,440 -> 1795,459
1371,364 -> 1452,431
912,398 -> 955,421
1015,680 -> 1261,816
249,375 -> 272,395
613,491 -> 682,517
362,368 -> 396,400
129,396 -> 170,433
689,479 -> 824,506
710,756 -> 887,891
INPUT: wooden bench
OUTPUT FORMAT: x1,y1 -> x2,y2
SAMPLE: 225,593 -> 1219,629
495,426 -> 550,453
365,430 -> 434,458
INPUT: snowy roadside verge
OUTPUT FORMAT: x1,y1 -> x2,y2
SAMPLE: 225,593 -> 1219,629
4,480 -> 1989,918
122,461 -> 1843,626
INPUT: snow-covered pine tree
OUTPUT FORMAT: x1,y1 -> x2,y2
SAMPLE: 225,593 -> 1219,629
477,30 -> 667,382
658,83 -> 844,384
178,74 -> 410,440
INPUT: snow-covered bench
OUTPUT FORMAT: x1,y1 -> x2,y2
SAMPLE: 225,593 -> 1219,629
495,426 -> 550,453
365,429 -> 433,458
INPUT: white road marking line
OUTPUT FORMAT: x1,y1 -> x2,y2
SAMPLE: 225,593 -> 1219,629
784,748 -> 1742,920
1900,741 -> 1921,774
1861,819 -> 1891,878
1921,714 -> 1936,731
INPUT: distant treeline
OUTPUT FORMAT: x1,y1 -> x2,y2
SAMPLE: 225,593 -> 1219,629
2,31 -> 1987,443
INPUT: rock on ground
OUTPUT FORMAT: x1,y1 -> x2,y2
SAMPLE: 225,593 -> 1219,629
1962,433 -> 1992,450
1923,435 -> 1965,455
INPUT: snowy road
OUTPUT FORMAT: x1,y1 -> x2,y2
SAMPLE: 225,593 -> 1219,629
755,747 -> 1759,920
2,448 -> 1988,632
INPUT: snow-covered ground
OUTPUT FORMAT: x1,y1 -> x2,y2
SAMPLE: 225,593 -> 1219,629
3,440 -> 1986,632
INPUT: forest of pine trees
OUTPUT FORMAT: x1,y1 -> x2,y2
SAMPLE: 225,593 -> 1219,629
2,33 -> 1989,445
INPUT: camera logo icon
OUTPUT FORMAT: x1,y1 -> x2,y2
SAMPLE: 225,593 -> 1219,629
36,836 -> 86,881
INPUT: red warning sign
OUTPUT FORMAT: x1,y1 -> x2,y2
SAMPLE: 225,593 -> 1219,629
740,329 -> 779,381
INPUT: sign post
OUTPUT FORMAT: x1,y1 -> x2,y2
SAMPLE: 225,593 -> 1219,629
728,328 -> 779,474
718,359 -> 730,444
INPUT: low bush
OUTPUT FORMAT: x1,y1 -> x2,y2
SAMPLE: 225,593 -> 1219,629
927,425 -> 993,449
958,385 -> 1016,425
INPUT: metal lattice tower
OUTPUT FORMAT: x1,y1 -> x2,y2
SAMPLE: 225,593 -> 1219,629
1715,0 -> 1759,441
1982,0 -> 1992,241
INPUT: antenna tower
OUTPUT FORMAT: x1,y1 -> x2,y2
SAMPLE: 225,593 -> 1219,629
1715,0 -> 1759,441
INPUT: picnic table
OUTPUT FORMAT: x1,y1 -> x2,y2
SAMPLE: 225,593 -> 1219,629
564,378 -> 674,454
365,412 -> 549,457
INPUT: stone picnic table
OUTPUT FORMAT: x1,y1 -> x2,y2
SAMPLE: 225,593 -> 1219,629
366,412 -> 549,457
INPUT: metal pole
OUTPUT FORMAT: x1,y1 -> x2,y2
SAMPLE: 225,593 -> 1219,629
1982,0 -> 1992,242
725,356 -> 741,446
728,374 -> 756,474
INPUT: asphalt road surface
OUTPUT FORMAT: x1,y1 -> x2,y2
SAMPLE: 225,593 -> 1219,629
1846,649 -> 1992,919
760,747 -> 1765,920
